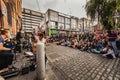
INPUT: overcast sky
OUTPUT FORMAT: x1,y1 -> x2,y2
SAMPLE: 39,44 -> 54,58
22,0 -> 87,18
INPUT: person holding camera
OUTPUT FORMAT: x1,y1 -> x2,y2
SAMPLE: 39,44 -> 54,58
0,29 -> 14,70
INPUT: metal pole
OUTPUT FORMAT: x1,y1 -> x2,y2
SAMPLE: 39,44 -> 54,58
83,18 -> 84,32
115,17 -> 118,30
36,42 -> 45,80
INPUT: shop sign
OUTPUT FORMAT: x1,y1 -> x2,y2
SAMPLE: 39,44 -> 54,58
50,29 -> 59,35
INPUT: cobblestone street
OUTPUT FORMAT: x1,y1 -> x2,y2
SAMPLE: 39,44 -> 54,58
46,44 -> 120,80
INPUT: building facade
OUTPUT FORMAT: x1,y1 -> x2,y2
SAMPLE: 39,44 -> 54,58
46,9 -> 80,36
22,8 -> 45,33
79,17 -> 93,32
93,23 -> 103,32
0,0 -> 22,36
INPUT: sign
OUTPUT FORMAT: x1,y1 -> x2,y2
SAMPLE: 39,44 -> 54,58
48,29 -> 59,36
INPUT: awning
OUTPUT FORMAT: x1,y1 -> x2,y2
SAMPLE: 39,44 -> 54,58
0,0 -> 7,16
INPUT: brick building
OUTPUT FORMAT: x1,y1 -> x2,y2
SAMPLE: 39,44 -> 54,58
0,0 -> 22,36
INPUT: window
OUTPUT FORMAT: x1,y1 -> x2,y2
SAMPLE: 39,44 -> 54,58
58,23 -> 64,29
65,24 -> 70,30
71,19 -> 77,29
59,16 -> 64,23
50,22 -> 55,29
65,18 -> 70,24
50,11 -> 58,21
45,12 -> 48,22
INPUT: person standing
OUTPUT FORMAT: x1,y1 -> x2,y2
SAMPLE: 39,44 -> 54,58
37,33 -> 48,67
16,29 -> 22,43
16,29 -> 22,53
107,30 -> 118,56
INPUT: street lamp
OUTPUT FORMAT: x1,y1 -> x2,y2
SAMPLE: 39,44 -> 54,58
114,10 -> 120,30
114,16 -> 118,30
82,18 -> 85,32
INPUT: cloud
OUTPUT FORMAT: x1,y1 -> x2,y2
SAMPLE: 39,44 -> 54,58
22,0 -> 38,11
43,0 -> 58,8
22,0 -> 87,18
38,0 -> 59,12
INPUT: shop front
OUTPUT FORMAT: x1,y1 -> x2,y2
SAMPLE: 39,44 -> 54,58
48,29 -> 59,36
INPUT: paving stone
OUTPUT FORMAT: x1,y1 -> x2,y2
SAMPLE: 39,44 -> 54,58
94,75 -> 101,80
101,76 -> 106,80
91,73 -> 96,78
114,77 -> 119,80
115,74 -> 120,78
107,76 -> 113,80
46,44 -> 120,80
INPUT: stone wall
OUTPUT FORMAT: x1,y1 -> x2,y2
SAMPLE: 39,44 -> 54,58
0,0 -> 22,35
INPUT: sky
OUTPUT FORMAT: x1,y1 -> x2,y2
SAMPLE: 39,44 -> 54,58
22,0 -> 87,18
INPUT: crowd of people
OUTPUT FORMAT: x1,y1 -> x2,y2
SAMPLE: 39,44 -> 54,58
0,27 -> 120,72
55,30 -> 120,59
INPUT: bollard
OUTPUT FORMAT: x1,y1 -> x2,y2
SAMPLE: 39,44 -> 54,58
36,42 -> 45,80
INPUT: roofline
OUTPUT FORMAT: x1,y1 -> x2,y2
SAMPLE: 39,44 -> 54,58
22,8 -> 45,15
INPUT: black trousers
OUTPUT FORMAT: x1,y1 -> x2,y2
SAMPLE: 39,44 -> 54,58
0,51 -> 14,70
106,54 -> 113,59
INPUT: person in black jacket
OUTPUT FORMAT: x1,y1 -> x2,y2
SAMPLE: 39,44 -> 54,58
16,29 -> 22,52
0,29 -> 14,70
16,29 -> 22,42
